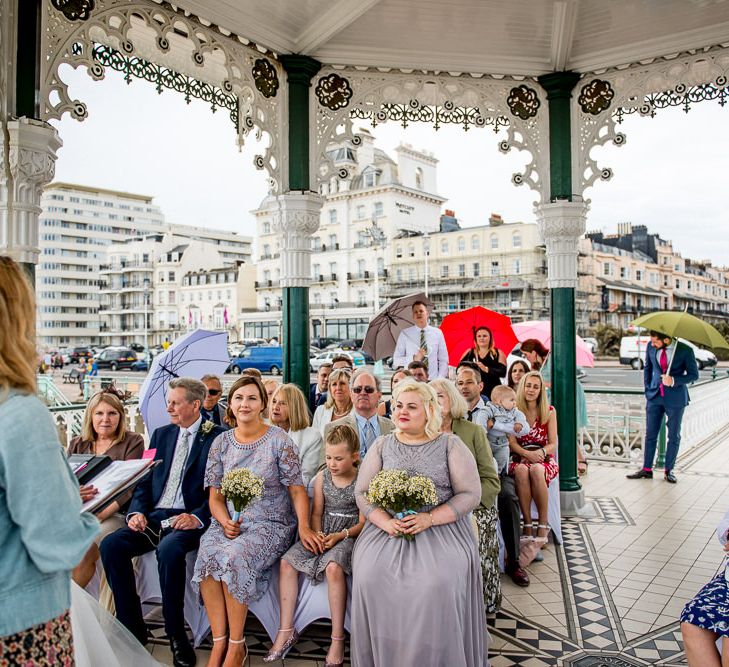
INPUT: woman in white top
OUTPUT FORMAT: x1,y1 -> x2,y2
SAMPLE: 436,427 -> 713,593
270,383 -> 323,486
312,368 -> 353,437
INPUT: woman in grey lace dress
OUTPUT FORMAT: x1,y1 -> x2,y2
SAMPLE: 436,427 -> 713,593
193,376 -> 322,667
351,381 -> 489,667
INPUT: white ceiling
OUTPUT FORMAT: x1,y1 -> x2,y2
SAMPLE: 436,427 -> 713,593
172,0 -> 729,75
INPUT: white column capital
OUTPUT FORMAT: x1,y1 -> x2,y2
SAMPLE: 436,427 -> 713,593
272,191 -> 323,288
1,118 -> 62,264
534,200 -> 589,289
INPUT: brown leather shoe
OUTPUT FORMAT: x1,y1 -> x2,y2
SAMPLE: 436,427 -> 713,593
509,566 -> 530,587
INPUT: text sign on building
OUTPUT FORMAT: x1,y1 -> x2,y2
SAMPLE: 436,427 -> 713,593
396,202 -> 414,215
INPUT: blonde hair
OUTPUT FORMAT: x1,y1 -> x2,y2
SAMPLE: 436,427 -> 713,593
0,257 -> 37,400
325,368 -> 353,411
491,384 -> 516,405
271,383 -> 311,432
515,371 -> 550,424
429,378 -> 468,420
326,423 -> 359,456
81,392 -> 128,445
393,379 -> 442,439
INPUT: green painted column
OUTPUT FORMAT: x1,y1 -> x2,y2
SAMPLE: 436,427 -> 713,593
537,72 -> 583,497
279,56 -> 322,394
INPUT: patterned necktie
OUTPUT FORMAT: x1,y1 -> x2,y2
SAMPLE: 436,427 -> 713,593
362,420 -> 376,457
419,328 -> 429,369
159,429 -> 190,507
659,348 -> 668,397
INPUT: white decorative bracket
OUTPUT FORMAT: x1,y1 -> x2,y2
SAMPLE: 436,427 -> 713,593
535,200 -> 589,289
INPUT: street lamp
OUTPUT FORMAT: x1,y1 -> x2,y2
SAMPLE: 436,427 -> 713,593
367,218 -> 387,315
143,277 -> 150,355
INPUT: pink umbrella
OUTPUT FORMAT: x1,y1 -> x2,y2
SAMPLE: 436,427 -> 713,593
512,320 -> 594,367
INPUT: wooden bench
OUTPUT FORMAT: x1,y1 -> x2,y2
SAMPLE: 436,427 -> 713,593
62,368 -> 81,384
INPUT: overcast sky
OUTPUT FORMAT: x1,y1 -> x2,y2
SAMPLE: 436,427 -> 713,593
52,65 -> 729,265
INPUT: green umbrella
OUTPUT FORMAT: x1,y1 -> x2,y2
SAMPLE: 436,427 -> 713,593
631,311 -> 729,351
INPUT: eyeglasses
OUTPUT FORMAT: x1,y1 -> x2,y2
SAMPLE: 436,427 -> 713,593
207,389 -> 222,396
352,386 -> 376,394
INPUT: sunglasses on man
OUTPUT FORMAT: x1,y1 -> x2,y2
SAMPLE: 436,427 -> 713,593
207,389 -> 222,396
352,385 -> 377,394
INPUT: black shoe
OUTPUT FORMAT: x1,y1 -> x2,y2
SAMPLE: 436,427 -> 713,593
665,470 -> 677,483
626,469 -> 653,479
170,635 -> 196,667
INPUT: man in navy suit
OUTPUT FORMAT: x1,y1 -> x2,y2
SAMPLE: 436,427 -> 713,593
201,374 -> 229,428
309,362 -> 331,414
100,377 -> 225,667
627,330 -> 698,484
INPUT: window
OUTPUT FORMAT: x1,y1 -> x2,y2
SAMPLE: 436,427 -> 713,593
396,245 -> 403,259
620,267 -> 630,279
263,270 -> 271,282
314,292 -> 322,305
473,263 -> 480,277
312,237 -> 322,251
675,279 -> 681,289
603,263 -> 613,276
441,265 -> 449,278
328,234 -> 337,248
513,259 -> 521,274
490,235 -> 498,249
357,290 -> 367,306
357,259 -> 365,275
408,245 -> 415,258
458,264 -> 466,277
168,271 -> 175,282
512,233 -> 522,248
356,205 -> 366,219
262,244 -> 270,257
328,209 -> 337,225
415,167 -> 424,190
396,269 -> 403,281
329,292 -> 338,306
262,222 -> 271,234
636,270 -> 642,281
458,237 -> 465,252
373,202 -> 384,218
491,261 -> 500,276
168,291 -> 175,304
471,236 -> 479,251
329,262 -> 337,276
313,263 -> 320,277
441,240 -> 449,253
364,172 -> 375,188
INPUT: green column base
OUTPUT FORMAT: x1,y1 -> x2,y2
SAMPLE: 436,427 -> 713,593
282,286 -> 310,395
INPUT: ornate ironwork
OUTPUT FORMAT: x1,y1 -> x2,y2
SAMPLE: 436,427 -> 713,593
252,58 -> 279,98
578,79 -> 615,115
614,77 -> 729,122
506,85 -> 540,120
315,73 -> 353,110
86,43 -> 238,129
51,0 -> 95,21
351,100 -> 508,132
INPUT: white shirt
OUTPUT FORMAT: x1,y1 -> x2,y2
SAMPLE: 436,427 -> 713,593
156,414 -> 202,510
466,397 -> 490,429
393,325 -> 449,378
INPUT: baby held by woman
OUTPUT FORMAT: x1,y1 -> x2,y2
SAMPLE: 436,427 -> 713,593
485,385 -> 530,473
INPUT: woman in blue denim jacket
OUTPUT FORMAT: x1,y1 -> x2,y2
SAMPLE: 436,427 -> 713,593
0,256 -> 99,664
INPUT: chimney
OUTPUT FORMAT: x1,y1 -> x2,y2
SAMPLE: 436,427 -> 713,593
489,213 -> 503,226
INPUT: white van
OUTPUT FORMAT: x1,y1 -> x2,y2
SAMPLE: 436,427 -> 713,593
619,335 -> 717,370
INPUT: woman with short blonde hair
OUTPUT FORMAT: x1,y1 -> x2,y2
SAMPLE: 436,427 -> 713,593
392,379 -> 442,439
429,378 -> 468,421
313,368 -> 353,436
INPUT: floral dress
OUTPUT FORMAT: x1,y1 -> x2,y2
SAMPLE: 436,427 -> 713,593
509,406 -> 559,484
283,469 -> 359,582
193,426 -> 303,604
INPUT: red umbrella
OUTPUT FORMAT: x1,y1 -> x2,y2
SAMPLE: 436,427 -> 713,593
440,307 -> 519,367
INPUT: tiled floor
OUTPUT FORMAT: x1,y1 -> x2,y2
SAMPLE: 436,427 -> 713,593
149,430 -> 729,666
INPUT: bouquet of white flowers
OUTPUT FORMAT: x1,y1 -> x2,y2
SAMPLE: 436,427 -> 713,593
366,469 -> 438,541
220,468 -> 264,521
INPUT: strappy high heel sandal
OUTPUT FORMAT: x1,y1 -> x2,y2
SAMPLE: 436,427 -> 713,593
519,522 -> 536,543
228,637 -> 250,667
262,628 -> 299,662
325,635 -> 346,667
534,524 -> 550,548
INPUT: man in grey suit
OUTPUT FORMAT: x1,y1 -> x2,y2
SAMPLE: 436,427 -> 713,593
321,368 -> 394,463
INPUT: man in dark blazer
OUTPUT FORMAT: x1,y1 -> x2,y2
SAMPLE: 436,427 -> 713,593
309,362 -> 331,414
201,374 -> 229,428
627,330 -> 698,484
100,377 -> 225,667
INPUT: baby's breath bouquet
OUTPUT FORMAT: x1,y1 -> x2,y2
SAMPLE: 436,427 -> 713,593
220,468 -> 264,521
366,469 -> 438,541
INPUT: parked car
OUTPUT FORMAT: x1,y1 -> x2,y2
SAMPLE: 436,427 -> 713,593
619,335 -> 717,370
311,337 -> 341,350
69,346 -> 93,363
582,337 -> 598,354
338,338 -> 364,351
131,358 -> 149,372
94,347 -> 139,371
310,349 -> 366,372
228,346 -> 283,375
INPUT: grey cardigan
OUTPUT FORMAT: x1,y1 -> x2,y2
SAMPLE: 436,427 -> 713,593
0,393 -> 99,636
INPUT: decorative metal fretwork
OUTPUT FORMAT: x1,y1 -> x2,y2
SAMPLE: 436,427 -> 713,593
51,0 -> 95,22
351,100 -> 508,132
614,77 -> 729,122
578,79 -> 615,115
506,84 -> 540,120
77,42 -> 239,128
315,73 -> 353,110
252,58 -> 279,98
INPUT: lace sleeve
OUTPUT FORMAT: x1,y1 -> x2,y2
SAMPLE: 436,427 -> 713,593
444,434 -> 482,519
354,436 -> 385,518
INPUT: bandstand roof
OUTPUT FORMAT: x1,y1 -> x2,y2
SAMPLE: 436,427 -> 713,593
172,0 -> 729,75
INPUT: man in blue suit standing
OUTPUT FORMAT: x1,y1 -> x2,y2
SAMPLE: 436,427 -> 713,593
101,377 -> 225,667
627,330 -> 698,484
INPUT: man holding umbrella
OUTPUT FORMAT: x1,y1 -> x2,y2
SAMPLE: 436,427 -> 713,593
393,301 -> 449,378
627,330 -> 698,484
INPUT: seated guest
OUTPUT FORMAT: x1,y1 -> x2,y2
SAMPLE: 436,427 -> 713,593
68,387 -> 144,588
0,256 -> 98,665
271,383 -> 323,486
321,369 -> 394,464
407,360 -> 429,382
430,377 -> 501,613
377,368 -> 412,418
201,374 -> 229,427
351,381 -> 487,665
193,376 -> 320,667
681,508 -> 729,667
263,379 -> 280,421
266,424 -> 364,665
100,377 -> 225,667
511,371 -> 559,547
457,361 -> 529,587
331,354 -> 354,371
309,362 -> 332,414
312,368 -> 353,437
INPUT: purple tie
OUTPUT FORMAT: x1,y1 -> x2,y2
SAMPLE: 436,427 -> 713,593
659,348 -> 668,397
